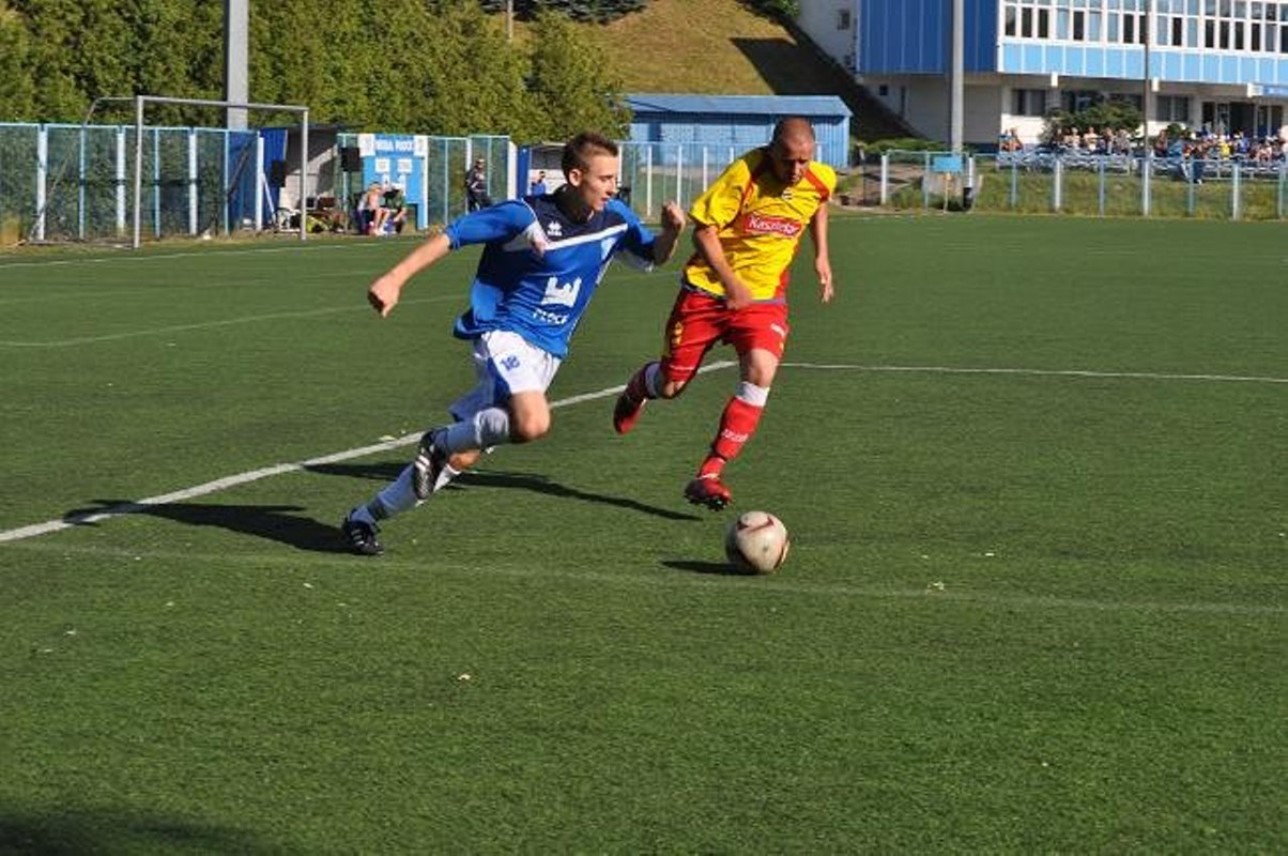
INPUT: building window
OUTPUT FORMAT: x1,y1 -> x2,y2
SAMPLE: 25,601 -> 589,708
1012,88 -> 1048,116
1061,90 -> 1100,113
837,9 -> 851,30
998,0 -> 1283,52
1157,95 -> 1191,122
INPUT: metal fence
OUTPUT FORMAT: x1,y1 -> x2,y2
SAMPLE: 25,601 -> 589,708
0,122 -> 516,245
0,128 -> 780,245
843,149 -> 1288,221
618,138 -> 843,220
0,123 -> 266,243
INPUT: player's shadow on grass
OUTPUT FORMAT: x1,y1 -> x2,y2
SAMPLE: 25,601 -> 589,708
304,460 -> 405,482
0,806 -> 287,855
307,461 -> 701,522
457,469 -> 702,521
65,500 -> 350,554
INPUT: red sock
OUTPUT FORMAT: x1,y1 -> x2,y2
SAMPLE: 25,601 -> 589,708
710,396 -> 763,463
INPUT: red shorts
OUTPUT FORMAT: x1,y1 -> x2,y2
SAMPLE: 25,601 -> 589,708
659,288 -> 790,384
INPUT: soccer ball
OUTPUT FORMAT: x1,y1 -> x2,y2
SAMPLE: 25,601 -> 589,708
724,510 -> 790,574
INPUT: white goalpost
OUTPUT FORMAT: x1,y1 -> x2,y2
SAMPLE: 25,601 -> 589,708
92,94 -> 310,249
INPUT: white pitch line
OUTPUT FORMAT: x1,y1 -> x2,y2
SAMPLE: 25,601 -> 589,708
1,357 -> 1280,544
781,362 -> 1288,385
0,294 -> 460,348
0,240 -> 394,271
0,360 -> 738,544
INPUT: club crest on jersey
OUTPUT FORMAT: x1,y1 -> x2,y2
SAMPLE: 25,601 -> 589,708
782,188 -> 794,201
743,213 -> 803,238
546,220 -> 563,237
541,275 -> 581,308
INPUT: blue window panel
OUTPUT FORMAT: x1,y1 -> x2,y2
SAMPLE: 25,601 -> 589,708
1066,47 -> 1086,76
1023,44 -> 1045,73
1258,58 -> 1275,86
1162,52 -> 1182,80
1106,49 -> 1125,77
1201,55 -> 1219,80
1086,48 -> 1105,77
1262,57 -> 1282,85
1240,58 -> 1257,87
1001,42 -> 1022,73
1124,51 -> 1143,78
1184,54 -> 1202,80
1220,56 -> 1239,84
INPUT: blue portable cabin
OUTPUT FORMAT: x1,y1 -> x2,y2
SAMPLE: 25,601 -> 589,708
623,94 -> 854,169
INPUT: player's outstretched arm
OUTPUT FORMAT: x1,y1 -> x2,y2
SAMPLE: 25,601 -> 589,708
651,201 -> 687,265
367,232 -> 452,317
809,203 -> 834,304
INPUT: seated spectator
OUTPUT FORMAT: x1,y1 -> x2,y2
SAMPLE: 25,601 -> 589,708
1152,131 -> 1169,158
383,183 -> 409,234
998,128 -> 1022,153
357,182 -> 390,235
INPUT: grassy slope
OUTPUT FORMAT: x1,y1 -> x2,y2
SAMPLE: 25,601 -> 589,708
531,0 -> 908,141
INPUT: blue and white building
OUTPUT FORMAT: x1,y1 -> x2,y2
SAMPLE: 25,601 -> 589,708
796,0 -> 1288,146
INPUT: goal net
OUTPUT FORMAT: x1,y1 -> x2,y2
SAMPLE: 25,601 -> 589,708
29,95 -> 310,248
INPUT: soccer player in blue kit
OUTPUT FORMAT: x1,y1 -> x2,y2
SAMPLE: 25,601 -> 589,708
341,132 -> 686,555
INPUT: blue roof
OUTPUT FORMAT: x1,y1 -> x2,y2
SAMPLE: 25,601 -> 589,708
625,94 -> 851,119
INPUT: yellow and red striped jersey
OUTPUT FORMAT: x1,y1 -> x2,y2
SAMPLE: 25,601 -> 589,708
682,147 -> 834,301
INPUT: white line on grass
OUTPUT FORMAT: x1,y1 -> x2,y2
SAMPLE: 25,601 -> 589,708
2,357 -> 1281,544
0,361 -> 738,544
0,240 -> 396,271
0,294 -> 460,347
781,362 -> 1288,385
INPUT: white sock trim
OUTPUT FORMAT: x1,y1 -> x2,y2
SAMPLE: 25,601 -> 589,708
735,381 -> 770,408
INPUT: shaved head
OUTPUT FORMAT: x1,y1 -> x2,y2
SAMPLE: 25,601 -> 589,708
772,117 -> 816,147
767,117 -> 816,184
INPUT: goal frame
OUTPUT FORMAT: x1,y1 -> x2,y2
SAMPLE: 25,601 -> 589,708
93,95 -> 310,249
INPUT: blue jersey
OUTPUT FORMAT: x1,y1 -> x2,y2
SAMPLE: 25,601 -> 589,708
442,195 -> 659,358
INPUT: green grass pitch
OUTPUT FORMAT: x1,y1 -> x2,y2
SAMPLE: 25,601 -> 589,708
0,214 -> 1284,852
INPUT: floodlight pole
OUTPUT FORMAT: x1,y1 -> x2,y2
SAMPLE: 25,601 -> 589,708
1142,0 -> 1153,133
1141,0 -> 1153,216
948,0 -> 964,154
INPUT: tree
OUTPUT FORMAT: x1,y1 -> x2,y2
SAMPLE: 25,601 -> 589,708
0,2 -> 35,120
525,9 -> 629,141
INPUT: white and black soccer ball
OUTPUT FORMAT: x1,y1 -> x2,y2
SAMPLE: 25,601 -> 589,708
724,510 -> 790,574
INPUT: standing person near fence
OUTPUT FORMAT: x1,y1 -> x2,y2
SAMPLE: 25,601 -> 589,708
611,117 -> 835,511
340,132 -> 686,556
465,157 -> 491,211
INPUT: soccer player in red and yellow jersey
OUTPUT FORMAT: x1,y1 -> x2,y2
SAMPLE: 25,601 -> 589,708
613,117 -> 835,510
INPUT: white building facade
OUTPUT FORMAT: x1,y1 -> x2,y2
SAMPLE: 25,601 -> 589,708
795,0 -> 1288,147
